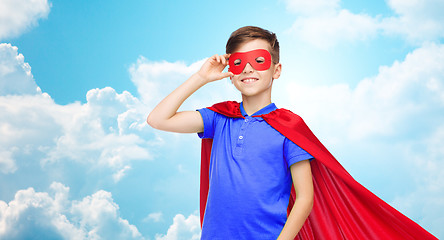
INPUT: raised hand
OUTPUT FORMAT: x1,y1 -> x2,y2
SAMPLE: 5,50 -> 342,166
197,54 -> 234,83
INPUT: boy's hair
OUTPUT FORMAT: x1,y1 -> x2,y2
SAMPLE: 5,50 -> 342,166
226,26 -> 280,63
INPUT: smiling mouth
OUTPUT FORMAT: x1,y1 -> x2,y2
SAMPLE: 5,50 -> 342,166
241,78 -> 258,83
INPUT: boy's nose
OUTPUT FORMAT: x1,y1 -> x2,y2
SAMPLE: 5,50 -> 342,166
243,63 -> 254,73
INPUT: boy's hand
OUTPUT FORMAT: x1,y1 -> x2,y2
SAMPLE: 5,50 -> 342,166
197,54 -> 234,83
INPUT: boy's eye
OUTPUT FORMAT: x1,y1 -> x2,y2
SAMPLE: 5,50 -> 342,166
255,57 -> 265,64
234,59 -> 241,66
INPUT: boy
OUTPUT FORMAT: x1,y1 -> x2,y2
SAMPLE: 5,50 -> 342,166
148,26 -> 313,239
148,26 -> 437,240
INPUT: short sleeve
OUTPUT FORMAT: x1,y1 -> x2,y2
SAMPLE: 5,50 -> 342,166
197,108 -> 217,139
284,138 -> 313,167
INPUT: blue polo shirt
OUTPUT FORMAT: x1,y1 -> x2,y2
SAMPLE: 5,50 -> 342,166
197,102 -> 313,239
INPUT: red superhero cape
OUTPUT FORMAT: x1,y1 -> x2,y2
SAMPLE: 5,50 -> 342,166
199,101 -> 437,240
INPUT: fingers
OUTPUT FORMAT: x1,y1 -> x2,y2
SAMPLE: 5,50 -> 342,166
210,54 -> 230,66
220,54 -> 230,65
209,72 -> 233,82
200,53 -> 233,82
221,71 -> 234,79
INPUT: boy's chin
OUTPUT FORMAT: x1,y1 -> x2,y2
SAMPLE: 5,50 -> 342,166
237,88 -> 272,99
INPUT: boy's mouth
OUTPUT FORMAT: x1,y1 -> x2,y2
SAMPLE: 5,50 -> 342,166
241,77 -> 258,83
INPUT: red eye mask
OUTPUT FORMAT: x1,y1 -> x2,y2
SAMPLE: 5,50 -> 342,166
228,49 -> 272,75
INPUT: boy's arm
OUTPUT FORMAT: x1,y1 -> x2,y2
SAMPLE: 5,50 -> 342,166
147,54 -> 233,133
277,160 -> 314,240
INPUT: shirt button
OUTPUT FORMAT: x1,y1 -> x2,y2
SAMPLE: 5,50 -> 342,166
244,119 -> 248,122
239,136 -> 244,140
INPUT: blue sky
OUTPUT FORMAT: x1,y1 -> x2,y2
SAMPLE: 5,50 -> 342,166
1,0 -> 443,239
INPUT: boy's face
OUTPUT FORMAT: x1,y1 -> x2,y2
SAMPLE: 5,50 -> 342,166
229,39 -> 281,99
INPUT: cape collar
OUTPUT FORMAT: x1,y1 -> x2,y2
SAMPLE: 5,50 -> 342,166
240,102 -> 277,118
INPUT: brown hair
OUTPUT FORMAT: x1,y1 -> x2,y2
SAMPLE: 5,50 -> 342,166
226,26 -> 280,63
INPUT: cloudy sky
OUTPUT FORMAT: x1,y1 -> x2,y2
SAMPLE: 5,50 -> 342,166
1,0 -> 443,239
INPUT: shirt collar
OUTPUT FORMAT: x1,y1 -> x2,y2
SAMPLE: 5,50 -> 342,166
240,102 -> 278,117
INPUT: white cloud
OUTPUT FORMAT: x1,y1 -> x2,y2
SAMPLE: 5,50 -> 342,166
71,189 -> 143,239
0,44 -> 57,175
288,9 -> 380,49
0,43 -> 41,96
155,213 -> 200,240
44,87 -> 152,171
0,182 -> 143,239
112,165 -> 132,183
129,57 -> 202,106
284,0 -> 444,48
383,0 -> 444,42
0,45 -> 153,181
0,150 -> 16,174
0,87 -> 152,180
144,211 -> 163,223
0,0 -> 51,40
0,94 -> 62,174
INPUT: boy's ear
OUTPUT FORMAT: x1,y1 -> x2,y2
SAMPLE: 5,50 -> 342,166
273,63 -> 282,80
